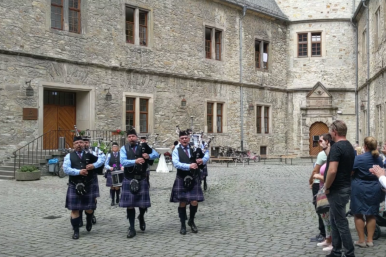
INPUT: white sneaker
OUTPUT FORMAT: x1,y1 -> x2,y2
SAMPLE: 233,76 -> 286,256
317,240 -> 330,247
323,245 -> 333,252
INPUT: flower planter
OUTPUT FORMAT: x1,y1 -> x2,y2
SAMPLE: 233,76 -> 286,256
112,131 -> 120,136
15,170 -> 41,181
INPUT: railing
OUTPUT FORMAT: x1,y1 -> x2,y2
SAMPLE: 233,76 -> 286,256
13,130 -> 128,176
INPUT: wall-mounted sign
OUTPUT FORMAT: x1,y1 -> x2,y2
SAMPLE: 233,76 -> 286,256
23,108 -> 38,120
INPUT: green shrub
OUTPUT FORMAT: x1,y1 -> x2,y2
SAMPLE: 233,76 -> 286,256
153,158 -> 159,164
20,165 -> 38,172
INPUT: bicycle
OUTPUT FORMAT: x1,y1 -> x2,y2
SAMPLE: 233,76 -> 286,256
55,147 -> 73,178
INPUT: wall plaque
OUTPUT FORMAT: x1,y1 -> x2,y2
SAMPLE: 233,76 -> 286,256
23,108 -> 38,120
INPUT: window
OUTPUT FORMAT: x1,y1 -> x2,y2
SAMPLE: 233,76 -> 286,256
256,105 -> 270,134
215,30 -> 222,60
69,0 -> 81,33
139,99 -> 148,133
255,40 -> 269,69
217,103 -> 223,133
205,26 -> 222,61
260,146 -> 267,156
205,28 -> 212,59
207,103 -> 214,133
298,33 -> 308,57
206,102 -> 225,133
51,0 -> 63,30
126,98 -> 135,130
125,6 -> 149,46
50,0 -> 82,34
125,7 -> 135,44
375,8 -> 380,46
311,33 -> 321,57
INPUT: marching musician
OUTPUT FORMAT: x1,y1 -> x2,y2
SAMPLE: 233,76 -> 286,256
104,142 -> 122,206
170,130 -> 210,235
119,128 -> 159,238
63,136 -> 98,239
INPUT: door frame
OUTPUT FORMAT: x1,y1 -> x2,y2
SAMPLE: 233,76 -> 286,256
38,81 -> 95,136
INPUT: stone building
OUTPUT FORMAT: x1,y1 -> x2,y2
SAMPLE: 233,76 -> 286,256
0,0 -> 375,165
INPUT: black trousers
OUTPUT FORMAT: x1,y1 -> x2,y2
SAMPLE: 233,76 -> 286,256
312,183 -> 326,237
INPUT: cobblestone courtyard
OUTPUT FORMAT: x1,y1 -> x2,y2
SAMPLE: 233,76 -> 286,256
1,164 -> 386,257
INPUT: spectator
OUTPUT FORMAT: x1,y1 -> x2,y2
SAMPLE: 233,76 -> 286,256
313,133 -> 333,252
309,134 -> 328,242
351,137 -> 384,248
324,120 -> 355,257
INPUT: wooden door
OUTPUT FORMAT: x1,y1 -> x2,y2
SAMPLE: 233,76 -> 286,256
309,122 -> 329,156
43,90 -> 76,149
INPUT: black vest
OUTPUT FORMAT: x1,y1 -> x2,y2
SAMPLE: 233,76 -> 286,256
109,152 -> 120,170
124,143 -> 148,177
177,146 -> 193,177
69,151 -> 93,184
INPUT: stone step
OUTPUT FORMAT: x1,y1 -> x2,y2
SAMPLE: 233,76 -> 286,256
9,158 -> 48,165
0,170 -> 14,176
0,174 -> 14,180
1,164 -> 39,171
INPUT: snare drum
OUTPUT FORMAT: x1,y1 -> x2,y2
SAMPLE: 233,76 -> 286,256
111,170 -> 124,187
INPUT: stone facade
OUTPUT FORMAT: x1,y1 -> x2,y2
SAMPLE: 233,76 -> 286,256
0,0 -> 368,162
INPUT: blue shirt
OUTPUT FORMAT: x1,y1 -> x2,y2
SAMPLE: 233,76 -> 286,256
63,149 -> 106,176
105,152 -> 120,170
120,144 -> 159,167
172,144 -> 209,171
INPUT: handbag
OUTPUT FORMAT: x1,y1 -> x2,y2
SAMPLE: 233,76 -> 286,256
316,187 -> 330,214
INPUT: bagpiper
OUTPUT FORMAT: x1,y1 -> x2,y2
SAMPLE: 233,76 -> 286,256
170,130 -> 210,235
104,142 -> 122,206
119,128 -> 159,238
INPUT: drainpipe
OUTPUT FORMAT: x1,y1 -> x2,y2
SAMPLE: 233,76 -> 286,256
239,6 -> 247,151
363,0 -> 370,136
352,0 -> 359,143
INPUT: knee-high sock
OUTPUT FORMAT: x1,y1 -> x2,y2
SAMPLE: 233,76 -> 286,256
116,189 -> 120,200
110,189 -> 115,201
127,208 -> 136,230
139,207 -> 146,218
190,205 -> 198,220
178,207 -> 187,224
79,210 -> 83,221
86,211 -> 93,224
71,217 -> 80,233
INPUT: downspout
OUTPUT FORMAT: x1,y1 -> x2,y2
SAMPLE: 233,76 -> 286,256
363,0 -> 370,136
239,6 -> 247,151
352,0 -> 359,143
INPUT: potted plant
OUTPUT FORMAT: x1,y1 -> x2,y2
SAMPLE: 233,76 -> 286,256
16,165 -> 41,181
112,129 -> 125,136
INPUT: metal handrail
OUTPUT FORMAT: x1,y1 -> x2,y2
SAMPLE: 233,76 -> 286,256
13,130 -> 128,177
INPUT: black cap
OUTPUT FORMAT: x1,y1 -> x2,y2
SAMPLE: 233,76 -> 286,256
174,141 -> 178,146
73,136 -> 83,142
112,142 -> 119,146
179,130 -> 189,137
127,128 -> 137,136
82,137 -> 90,142
140,135 -> 147,140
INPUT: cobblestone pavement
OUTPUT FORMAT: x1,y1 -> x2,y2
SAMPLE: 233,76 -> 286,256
1,164 -> 386,257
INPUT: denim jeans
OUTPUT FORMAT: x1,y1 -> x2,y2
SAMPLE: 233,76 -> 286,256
327,187 -> 355,257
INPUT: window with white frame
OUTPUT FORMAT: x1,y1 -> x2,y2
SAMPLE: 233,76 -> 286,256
206,102 -> 224,133
125,5 -> 149,46
126,97 -> 150,133
297,31 -> 322,57
256,105 -> 271,134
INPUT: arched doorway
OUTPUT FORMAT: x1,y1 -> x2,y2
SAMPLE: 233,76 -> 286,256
309,122 -> 329,156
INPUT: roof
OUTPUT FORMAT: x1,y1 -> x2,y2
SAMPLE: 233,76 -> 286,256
221,0 -> 288,21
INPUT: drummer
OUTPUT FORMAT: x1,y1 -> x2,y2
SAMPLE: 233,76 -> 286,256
104,142 -> 122,206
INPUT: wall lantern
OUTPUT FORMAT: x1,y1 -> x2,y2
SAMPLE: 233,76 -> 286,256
25,80 -> 33,97
360,101 -> 367,111
105,88 -> 112,101
248,102 -> 254,111
181,98 -> 186,106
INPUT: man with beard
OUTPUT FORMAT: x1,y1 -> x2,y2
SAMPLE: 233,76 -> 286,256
119,128 -> 159,238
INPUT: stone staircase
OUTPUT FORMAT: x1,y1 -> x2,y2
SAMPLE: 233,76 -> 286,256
0,151 -> 64,180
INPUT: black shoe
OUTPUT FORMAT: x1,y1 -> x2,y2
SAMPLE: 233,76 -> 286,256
127,229 -> 137,238
138,215 -> 146,231
79,220 -> 83,228
86,215 -> 93,232
72,231 -> 79,240
188,219 -> 198,233
310,234 -> 324,242
180,224 -> 186,235
111,200 -> 115,206
92,214 -> 96,224
346,210 -> 353,217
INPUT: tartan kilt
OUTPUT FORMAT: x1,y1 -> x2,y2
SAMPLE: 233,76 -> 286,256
105,172 -> 112,187
92,173 -> 100,198
65,183 -> 97,211
119,177 -> 151,208
200,165 -> 208,179
170,176 -> 204,203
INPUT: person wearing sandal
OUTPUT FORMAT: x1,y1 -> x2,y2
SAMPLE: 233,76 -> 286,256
351,137 -> 384,248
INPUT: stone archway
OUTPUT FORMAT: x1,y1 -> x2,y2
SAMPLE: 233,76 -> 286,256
309,122 -> 329,156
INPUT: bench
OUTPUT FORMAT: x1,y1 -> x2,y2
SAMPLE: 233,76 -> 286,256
261,155 -> 281,164
210,157 -> 237,167
280,154 -> 297,165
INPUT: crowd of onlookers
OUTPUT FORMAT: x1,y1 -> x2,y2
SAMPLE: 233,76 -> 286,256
309,120 -> 386,257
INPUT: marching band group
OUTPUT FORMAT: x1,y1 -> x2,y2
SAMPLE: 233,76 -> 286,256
63,127 -> 210,239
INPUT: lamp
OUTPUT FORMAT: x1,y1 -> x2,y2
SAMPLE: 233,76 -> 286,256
248,102 -> 254,111
25,80 -> 33,96
360,101 -> 367,111
105,88 -> 112,101
181,98 -> 186,106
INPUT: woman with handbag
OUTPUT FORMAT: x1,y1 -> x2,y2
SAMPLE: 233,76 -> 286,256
313,133 -> 333,252
350,137 -> 384,248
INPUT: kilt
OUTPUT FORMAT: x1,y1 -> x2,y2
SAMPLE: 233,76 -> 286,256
119,178 -> 151,208
65,183 -> 97,211
105,171 -> 112,187
170,176 -> 204,203
92,173 -> 100,198
200,165 -> 208,179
